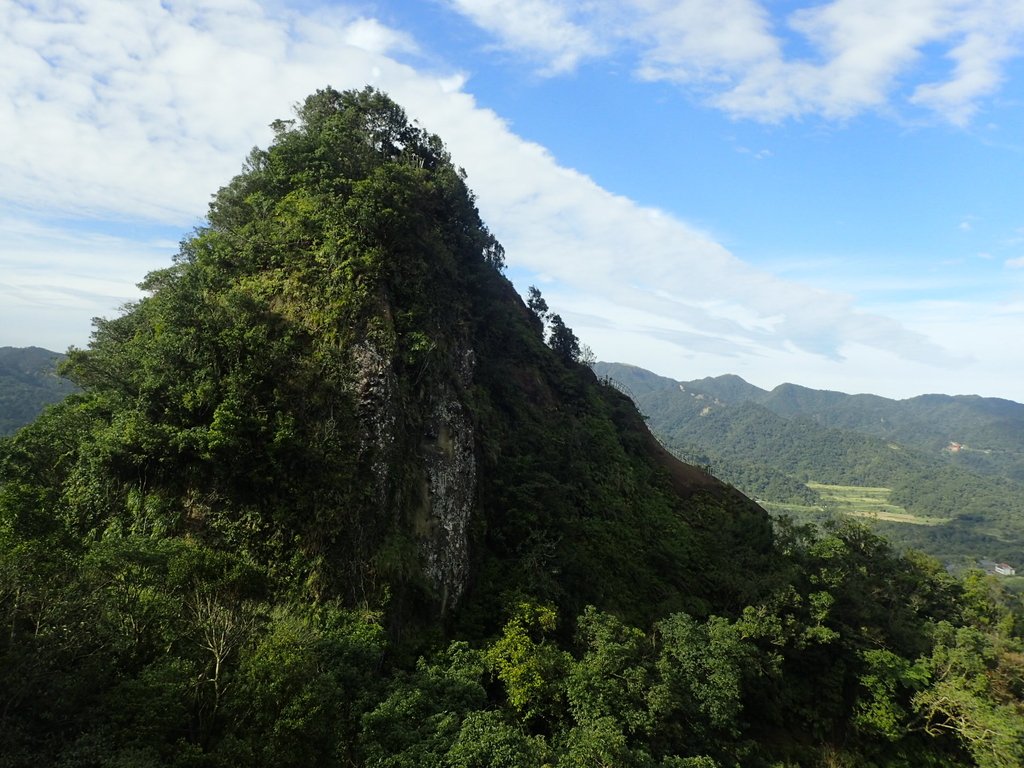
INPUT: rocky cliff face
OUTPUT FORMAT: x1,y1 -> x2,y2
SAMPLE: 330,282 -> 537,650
351,340 -> 399,508
350,337 -> 477,612
421,381 -> 476,610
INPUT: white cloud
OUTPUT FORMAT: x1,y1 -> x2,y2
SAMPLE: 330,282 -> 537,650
0,0 -> 415,222
910,1 -> 1024,126
336,16 -> 419,55
445,0 -> 605,74
677,0 -> 1024,123
633,0 -> 779,84
1006,256 -> 1024,269
445,0 -> 1024,124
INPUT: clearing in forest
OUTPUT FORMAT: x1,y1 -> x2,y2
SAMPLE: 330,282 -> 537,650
807,482 -> 950,525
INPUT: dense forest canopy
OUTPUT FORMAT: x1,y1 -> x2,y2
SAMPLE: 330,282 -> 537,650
2,87 -> 1024,767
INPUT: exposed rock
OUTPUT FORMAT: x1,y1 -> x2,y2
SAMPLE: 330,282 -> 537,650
350,341 -> 398,506
421,387 -> 476,612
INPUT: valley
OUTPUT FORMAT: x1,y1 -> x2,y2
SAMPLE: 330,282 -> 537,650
596,361 -> 1024,567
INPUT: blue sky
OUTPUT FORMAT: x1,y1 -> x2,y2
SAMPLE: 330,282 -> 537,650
3,0 -> 1024,400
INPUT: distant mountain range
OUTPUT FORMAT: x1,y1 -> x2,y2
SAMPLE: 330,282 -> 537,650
0,346 -> 76,436
595,362 -> 1024,566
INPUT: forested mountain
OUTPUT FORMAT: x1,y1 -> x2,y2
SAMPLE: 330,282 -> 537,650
0,346 -> 76,435
606,363 -> 1024,477
3,88 -> 1024,767
597,362 -> 1024,565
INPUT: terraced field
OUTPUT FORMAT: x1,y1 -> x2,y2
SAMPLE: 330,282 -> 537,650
762,483 -> 951,526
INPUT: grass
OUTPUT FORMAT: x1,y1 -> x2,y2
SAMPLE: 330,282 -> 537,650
762,483 -> 950,526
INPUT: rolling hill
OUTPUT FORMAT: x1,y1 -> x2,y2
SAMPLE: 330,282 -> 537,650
0,346 -> 76,436
596,361 -> 1024,566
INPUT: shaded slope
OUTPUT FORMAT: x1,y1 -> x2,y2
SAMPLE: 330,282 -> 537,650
458,278 -> 775,630
0,347 -> 76,435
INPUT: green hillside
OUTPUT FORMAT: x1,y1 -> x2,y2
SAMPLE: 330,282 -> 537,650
597,362 -> 1024,565
0,346 -> 77,436
761,384 -> 1024,482
608,362 -> 1024,472
3,89 -> 1024,768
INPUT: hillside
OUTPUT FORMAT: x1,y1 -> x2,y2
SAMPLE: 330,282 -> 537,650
0,346 -> 76,435
740,379 -> 1024,482
2,89 -> 1024,768
609,363 -> 1024,480
597,362 -> 1024,565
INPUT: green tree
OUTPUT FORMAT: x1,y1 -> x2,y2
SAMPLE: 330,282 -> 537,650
222,602 -> 385,767
913,622 -> 1024,768
647,613 -> 756,757
486,602 -> 569,727
853,648 -> 929,741
566,607 -> 651,735
526,285 -> 549,337
446,710 -> 550,768
547,314 -> 581,364
359,641 -> 488,767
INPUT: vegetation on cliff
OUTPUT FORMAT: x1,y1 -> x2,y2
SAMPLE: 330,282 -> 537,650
2,88 -> 1024,767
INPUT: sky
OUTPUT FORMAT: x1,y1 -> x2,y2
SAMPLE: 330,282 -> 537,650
3,1 -> 1024,401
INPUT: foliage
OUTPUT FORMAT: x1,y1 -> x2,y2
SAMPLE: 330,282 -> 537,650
546,313 -> 581,364
526,285 -> 548,332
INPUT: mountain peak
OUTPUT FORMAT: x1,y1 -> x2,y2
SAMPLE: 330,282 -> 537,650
19,87 -> 772,629
685,373 -> 768,403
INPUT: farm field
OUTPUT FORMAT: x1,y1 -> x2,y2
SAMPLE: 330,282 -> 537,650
762,483 -> 951,526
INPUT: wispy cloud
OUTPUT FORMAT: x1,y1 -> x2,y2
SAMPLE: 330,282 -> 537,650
445,0 -> 606,74
0,210 -> 173,349
0,0 -> 416,222
445,0 -> 1024,124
